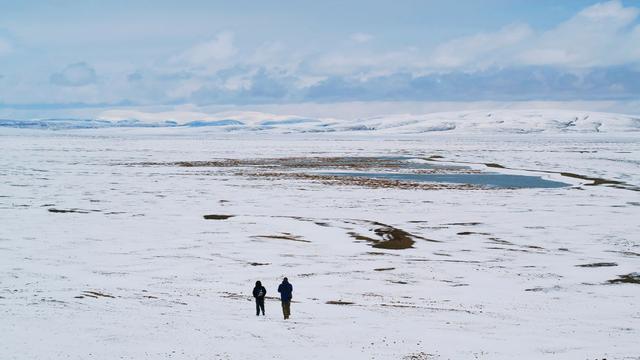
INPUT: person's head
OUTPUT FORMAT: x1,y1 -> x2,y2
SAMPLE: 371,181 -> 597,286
255,280 -> 262,287
282,277 -> 288,283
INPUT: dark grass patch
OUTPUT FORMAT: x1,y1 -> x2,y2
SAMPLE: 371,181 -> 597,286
349,221 -> 438,250
488,238 -> 514,245
362,226 -> 416,249
374,267 -> 395,271
485,163 -> 506,169
366,251 -> 390,256
485,246 -> 533,253
48,208 -> 91,214
457,231 -> 490,236
607,273 -> 640,284
443,222 -> 482,226
403,351 -> 437,360
576,262 -> 618,268
82,290 -> 115,298
605,250 -> 640,257
382,303 -> 418,308
203,214 -> 235,220
326,300 -> 355,305
252,233 -> 310,243
559,172 -> 624,186
407,258 -> 482,264
433,252 -> 452,257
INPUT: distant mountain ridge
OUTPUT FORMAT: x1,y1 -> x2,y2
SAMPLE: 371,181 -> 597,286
2,110 -> 639,133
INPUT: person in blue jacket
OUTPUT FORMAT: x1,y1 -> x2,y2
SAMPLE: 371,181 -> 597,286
277,277 -> 293,319
253,280 -> 266,316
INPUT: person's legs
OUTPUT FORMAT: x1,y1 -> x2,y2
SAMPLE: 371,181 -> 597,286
256,299 -> 260,316
281,301 -> 287,319
259,298 -> 265,315
283,301 -> 291,319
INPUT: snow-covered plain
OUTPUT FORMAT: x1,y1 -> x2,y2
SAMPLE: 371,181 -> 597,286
1,110 -> 639,360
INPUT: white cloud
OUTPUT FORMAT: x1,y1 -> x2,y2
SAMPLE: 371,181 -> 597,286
166,79 -> 206,99
310,48 -> 425,78
247,41 -> 302,75
518,0 -> 640,67
10,0 -> 639,108
430,23 -> 533,69
350,32 -> 373,43
431,0 -> 640,69
113,0 -> 640,101
223,74 -> 253,91
249,41 -> 286,65
579,0 -> 638,23
50,62 -> 97,87
0,28 -> 14,56
0,37 -> 12,55
172,31 -> 236,72
311,1 -> 640,76
310,23 -> 533,76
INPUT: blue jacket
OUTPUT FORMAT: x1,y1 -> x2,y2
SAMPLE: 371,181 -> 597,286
277,281 -> 293,301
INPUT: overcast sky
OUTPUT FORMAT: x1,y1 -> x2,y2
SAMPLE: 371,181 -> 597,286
1,0 -> 639,117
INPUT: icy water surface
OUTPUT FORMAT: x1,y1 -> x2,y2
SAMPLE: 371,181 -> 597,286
320,171 -> 571,188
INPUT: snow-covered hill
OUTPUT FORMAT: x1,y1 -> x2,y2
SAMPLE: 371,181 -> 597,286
1,109 -> 639,133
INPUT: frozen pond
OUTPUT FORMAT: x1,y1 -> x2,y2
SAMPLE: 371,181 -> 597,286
319,171 -> 571,189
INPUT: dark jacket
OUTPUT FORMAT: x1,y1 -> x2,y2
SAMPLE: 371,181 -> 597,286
277,281 -> 293,301
253,286 -> 266,299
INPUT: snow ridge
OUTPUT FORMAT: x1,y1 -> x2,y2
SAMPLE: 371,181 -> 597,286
1,109 -> 639,133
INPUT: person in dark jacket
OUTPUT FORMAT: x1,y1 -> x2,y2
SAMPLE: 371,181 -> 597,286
253,281 -> 266,316
277,277 -> 293,319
